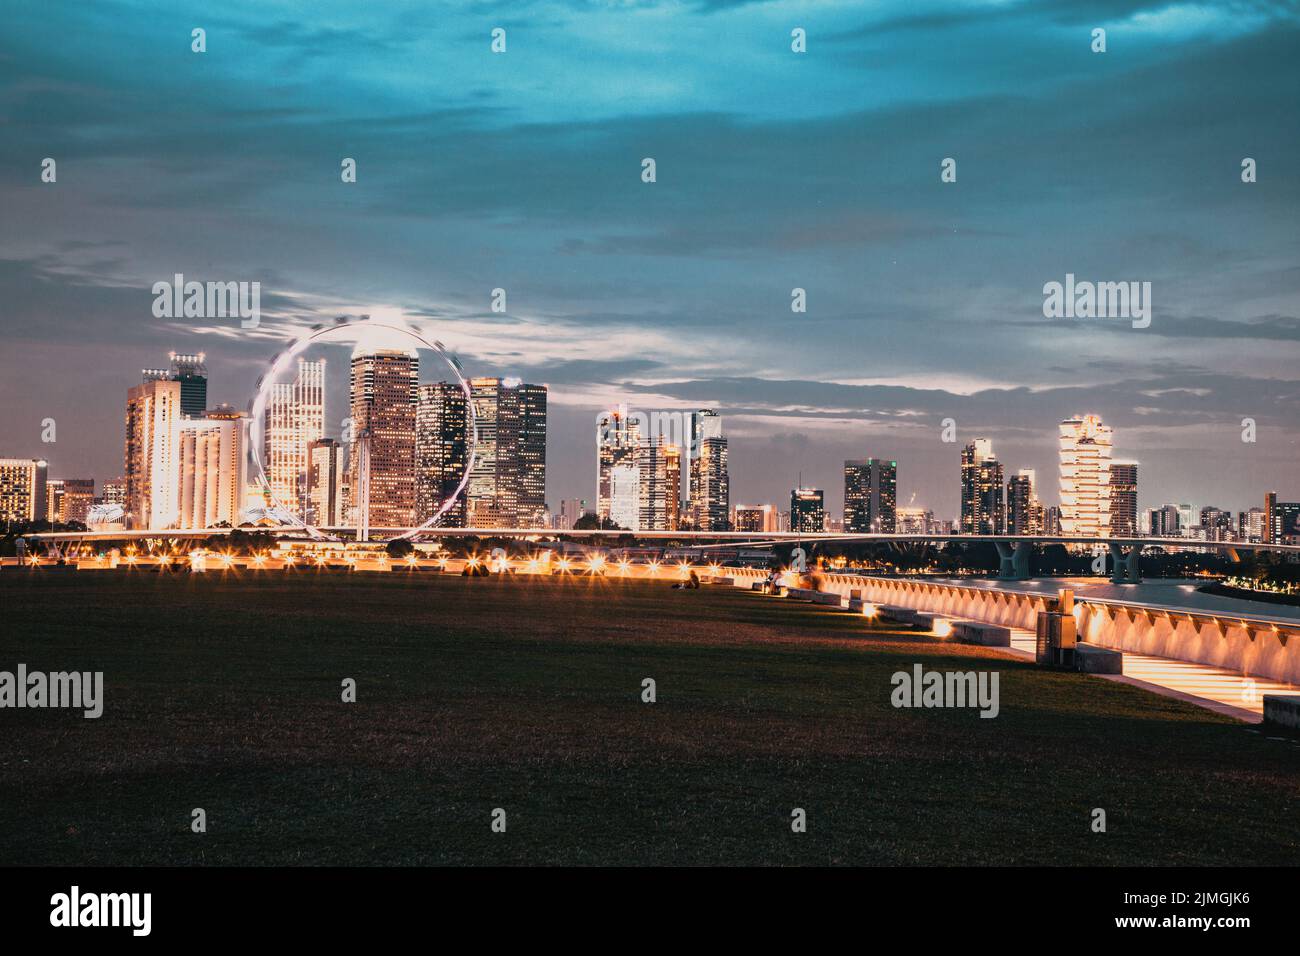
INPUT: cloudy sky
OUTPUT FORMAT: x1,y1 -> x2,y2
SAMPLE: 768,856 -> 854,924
2,0 -> 1297,518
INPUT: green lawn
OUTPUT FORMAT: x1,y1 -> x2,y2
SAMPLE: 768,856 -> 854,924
1,569 -> 1297,865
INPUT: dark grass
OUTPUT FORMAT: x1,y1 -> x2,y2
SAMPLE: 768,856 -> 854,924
1,569 -> 1298,866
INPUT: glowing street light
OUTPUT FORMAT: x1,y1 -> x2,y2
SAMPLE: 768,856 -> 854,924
861,603 -> 878,619
588,554 -> 606,573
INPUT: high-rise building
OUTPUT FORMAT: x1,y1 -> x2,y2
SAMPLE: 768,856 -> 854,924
733,504 -> 779,533
1199,506 -> 1234,542
265,358 -> 326,518
513,382 -> 548,529
1006,469 -> 1044,535
1148,504 -> 1181,538
687,409 -> 723,513
306,438 -> 347,528
597,406 -> 641,523
415,383 -> 470,526
0,458 -> 48,525
1108,460 -> 1138,537
896,506 -> 938,535
351,351 -> 418,531
467,377 -> 547,528
141,353 -> 208,420
844,458 -> 897,533
691,435 -> 730,531
125,377 -> 182,529
664,443 -> 682,531
1264,492 -> 1300,544
960,439 -> 1004,535
637,436 -> 670,532
1241,507 -> 1265,543
1059,414 -> 1113,538
177,409 -> 248,529
790,487 -> 824,535
609,464 -> 640,530
46,478 -> 94,525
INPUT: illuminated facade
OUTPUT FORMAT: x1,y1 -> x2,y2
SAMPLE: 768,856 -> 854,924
415,382 -> 469,526
664,443 -> 682,531
265,358 -> 325,517
350,351 -> 418,530
637,436 -> 669,531
691,435 -> 730,531
1109,461 -> 1139,537
306,438 -> 347,528
177,409 -> 248,529
960,439 -> 1004,535
597,405 -> 640,523
45,478 -> 95,525
125,377 -> 182,529
790,487 -> 824,535
844,458 -> 897,533
1058,414 -> 1113,537
466,377 -> 547,528
0,458 -> 48,524
1007,469 -> 1043,535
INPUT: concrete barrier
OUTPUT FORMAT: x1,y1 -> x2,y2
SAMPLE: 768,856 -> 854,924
725,569 -> 1300,685
1263,696 -> 1300,731
952,621 -> 1011,647
1075,643 -> 1123,674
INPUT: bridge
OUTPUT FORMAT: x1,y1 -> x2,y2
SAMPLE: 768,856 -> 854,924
20,528 -> 1300,583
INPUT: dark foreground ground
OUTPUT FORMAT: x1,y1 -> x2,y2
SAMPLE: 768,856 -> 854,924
1,569 -> 1297,866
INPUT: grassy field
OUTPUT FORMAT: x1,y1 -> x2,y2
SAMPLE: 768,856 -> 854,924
1,569 -> 1298,866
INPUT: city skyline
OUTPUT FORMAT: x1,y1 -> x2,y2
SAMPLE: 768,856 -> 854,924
1,2 -> 1297,518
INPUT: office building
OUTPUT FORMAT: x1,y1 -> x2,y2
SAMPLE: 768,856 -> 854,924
691,434 -> 730,531
415,382 -> 470,526
306,438 -> 347,528
1108,460 -> 1138,536
597,406 -> 641,524
467,377 -> 547,528
664,443 -> 682,531
1265,492 -> 1300,544
177,408 -> 248,529
125,377 -> 182,529
844,458 -> 897,533
265,358 -> 326,518
637,436 -> 670,532
790,487 -> 824,535
350,351 -> 418,531
0,458 -> 48,525
960,439 -> 1004,535
1059,414 -> 1113,538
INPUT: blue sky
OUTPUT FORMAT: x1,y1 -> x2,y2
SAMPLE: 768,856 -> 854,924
1,0 -> 1297,516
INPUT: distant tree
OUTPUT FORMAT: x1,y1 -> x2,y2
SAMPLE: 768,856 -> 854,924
385,538 -> 414,559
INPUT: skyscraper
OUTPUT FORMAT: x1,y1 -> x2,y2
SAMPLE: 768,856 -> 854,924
637,436 -> 669,531
609,464 -> 640,530
265,358 -> 325,518
125,377 -> 182,529
141,353 -> 208,419
415,382 -> 469,526
790,487 -> 824,535
177,409 -> 248,529
687,409 -> 722,513
1007,469 -> 1043,535
0,458 -> 48,524
306,438 -> 347,528
350,350 -> 418,531
844,458 -> 897,533
466,377 -> 547,528
692,434 -> 730,531
597,406 -> 640,523
960,439 -> 1004,535
1108,461 -> 1138,537
1058,414 -> 1113,538
1264,491 -> 1300,544
664,443 -> 682,531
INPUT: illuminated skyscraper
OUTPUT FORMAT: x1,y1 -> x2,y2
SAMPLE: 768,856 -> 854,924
415,383 -> 469,526
466,377 -> 547,528
844,458 -> 897,533
1007,469 -> 1042,535
663,443 -> 682,531
177,408 -> 248,529
790,487 -> 824,535
636,437 -> 669,531
350,350 -> 418,531
687,409 -> 722,512
306,438 -> 347,528
1109,461 -> 1139,537
597,405 -> 640,523
960,439 -> 1004,535
609,463 -> 640,530
691,435 -> 730,531
265,358 -> 325,517
1058,414 -> 1113,538
0,458 -> 48,524
125,377 -> 182,529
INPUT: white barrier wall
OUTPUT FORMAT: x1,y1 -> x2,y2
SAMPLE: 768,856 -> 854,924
730,570 -> 1300,685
